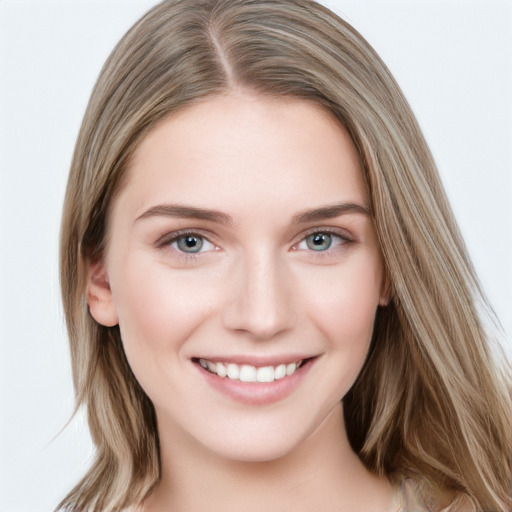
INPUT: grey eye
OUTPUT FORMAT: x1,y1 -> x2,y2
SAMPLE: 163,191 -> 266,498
176,235 -> 204,253
305,233 -> 333,251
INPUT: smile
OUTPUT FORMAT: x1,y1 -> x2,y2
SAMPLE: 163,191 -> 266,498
198,358 -> 304,383
193,356 -> 316,405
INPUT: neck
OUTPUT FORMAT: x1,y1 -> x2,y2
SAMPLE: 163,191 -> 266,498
144,403 -> 395,512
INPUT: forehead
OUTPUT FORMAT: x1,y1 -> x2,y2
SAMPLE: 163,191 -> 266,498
116,93 -> 367,220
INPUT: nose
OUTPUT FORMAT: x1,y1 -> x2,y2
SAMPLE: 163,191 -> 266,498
222,251 -> 295,340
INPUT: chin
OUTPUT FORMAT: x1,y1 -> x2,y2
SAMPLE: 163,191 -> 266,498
188,401 -> 343,465
206,431 -> 305,464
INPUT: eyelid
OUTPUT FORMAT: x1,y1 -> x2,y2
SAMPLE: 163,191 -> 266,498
291,226 -> 354,249
154,229 -> 217,251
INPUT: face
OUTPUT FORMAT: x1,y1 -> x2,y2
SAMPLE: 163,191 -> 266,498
87,93 -> 387,463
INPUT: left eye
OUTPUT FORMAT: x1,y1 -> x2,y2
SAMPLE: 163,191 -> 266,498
297,232 -> 344,252
171,234 -> 215,254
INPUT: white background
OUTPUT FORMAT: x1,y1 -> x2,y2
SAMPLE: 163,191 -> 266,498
0,1 -> 510,510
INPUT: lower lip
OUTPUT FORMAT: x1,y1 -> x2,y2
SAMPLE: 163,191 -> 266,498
195,359 -> 316,405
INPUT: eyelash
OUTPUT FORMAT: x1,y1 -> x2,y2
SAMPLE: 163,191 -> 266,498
155,229 -> 217,257
293,228 -> 353,259
155,227 -> 354,259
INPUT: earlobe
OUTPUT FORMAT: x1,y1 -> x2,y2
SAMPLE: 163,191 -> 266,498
379,273 -> 391,307
86,259 -> 119,327
379,293 -> 390,307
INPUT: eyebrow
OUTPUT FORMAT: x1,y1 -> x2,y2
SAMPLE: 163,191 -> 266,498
291,202 -> 370,223
136,204 -> 233,224
135,201 -> 369,225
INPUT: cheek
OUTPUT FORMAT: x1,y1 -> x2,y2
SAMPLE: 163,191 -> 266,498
306,260 -> 383,400
299,255 -> 383,351
110,255 -> 217,361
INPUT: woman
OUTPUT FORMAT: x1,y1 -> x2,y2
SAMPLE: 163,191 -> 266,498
58,0 -> 511,510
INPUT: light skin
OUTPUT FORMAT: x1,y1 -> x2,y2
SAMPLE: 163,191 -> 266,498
87,92 -> 394,511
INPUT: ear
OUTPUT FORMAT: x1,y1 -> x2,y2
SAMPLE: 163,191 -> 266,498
85,259 -> 119,327
378,271 -> 391,307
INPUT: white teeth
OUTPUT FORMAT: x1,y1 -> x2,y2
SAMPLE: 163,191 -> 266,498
216,362 -> 227,377
226,363 -> 240,379
198,359 -> 304,382
274,364 -> 287,380
256,366 -> 274,383
239,365 -> 257,382
286,362 -> 297,376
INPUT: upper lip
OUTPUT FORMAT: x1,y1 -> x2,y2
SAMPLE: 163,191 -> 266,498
192,354 -> 318,366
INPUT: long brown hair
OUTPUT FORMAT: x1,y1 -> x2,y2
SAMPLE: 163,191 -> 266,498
59,1 -> 511,510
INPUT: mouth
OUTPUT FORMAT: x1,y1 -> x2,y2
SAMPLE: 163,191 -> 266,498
192,355 -> 317,405
193,357 -> 307,383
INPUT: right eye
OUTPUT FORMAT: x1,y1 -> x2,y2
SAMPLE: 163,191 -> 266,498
170,233 -> 215,254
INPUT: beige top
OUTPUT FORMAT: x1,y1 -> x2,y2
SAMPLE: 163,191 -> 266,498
395,479 -> 431,511
395,479 -> 471,512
